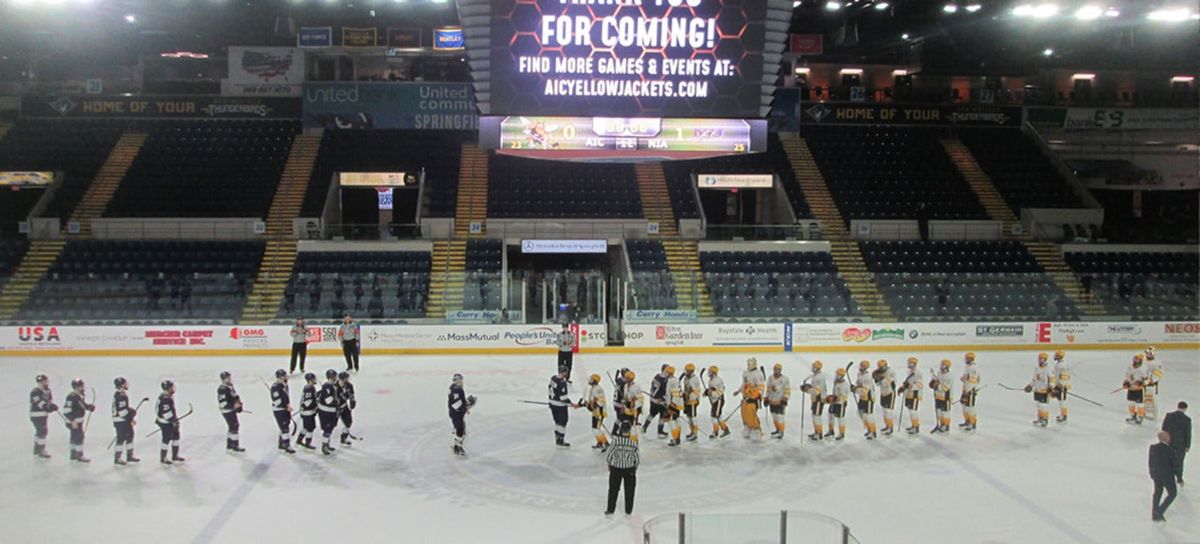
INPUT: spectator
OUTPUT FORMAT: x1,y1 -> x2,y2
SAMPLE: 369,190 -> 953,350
604,420 -> 640,517
1162,402 -> 1191,486
1149,431 -> 1179,521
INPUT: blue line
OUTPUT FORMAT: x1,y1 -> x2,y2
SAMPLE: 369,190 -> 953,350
191,452 -> 277,544
920,436 -> 1098,544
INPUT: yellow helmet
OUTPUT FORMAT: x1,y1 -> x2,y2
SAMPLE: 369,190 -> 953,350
1054,350 -> 1065,360
684,363 -> 696,373
858,360 -> 871,371
877,359 -> 888,369
1038,353 -> 1048,364
940,359 -> 952,369
812,360 -> 823,371
773,363 -> 783,372
835,368 -> 847,377
746,357 -> 759,370
624,370 -> 636,381
1133,354 -> 1144,364
589,374 -> 600,385
964,352 -> 976,363
906,357 -> 918,368
665,365 -> 676,377
708,365 -> 719,375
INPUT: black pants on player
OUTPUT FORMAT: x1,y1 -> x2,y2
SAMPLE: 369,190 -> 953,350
319,411 -> 338,446
31,416 -> 48,454
339,408 -> 353,442
67,424 -> 85,457
606,466 -> 637,515
643,402 -> 665,433
557,351 -> 572,379
300,414 -> 316,445
290,343 -> 307,373
158,422 -> 181,461
114,421 -> 134,456
222,412 -> 240,450
342,340 -> 359,371
274,411 -> 292,449
551,405 -> 569,444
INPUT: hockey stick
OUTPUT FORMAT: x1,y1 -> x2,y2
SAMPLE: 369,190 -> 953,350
997,383 -> 1026,392
519,400 -> 551,406
952,385 -> 988,406
84,386 -> 97,433
1067,390 -> 1104,408
107,398 -> 149,450
145,402 -> 193,438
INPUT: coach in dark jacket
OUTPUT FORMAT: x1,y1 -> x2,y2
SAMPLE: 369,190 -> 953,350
1162,401 -> 1190,484
605,420 -> 640,516
1149,431 -> 1179,521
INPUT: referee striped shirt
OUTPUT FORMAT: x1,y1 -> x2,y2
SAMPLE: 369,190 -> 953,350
605,435 -> 640,469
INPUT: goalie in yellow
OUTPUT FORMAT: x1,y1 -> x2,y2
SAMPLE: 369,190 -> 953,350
736,358 -> 765,439
583,374 -> 609,451
855,360 -> 878,440
664,366 -> 685,447
765,363 -> 791,439
681,364 -> 702,442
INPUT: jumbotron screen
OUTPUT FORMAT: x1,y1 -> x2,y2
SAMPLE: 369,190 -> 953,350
490,0 -> 767,118
479,116 -> 767,156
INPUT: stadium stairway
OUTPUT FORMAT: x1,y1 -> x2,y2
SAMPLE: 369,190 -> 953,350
779,133 -> 893,320
1024,241 -> 1107,317
0,240 -> 66,320
69,133 -> 148,236
239,134 -> 321,324
635,163 -> 714,317
427,144 -> 488,318
940,139 -> 1022,238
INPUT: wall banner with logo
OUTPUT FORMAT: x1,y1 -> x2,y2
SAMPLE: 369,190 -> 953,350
387,27 -> 422,48
298,26 -> 333,48
800,103 -> 1022,127
432,27 -> 465,51
0,171 -> 54,187
21,95 -> 302,119
302,82 -> 477,130
228,47 -> 305,85
342,27 -> 378,47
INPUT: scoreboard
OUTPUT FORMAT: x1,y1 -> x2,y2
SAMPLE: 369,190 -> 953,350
480,116 -> 766,156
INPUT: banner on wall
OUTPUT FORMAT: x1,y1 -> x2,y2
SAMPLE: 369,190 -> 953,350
789,34 -> 823,55
800,103 -> 1022,127
343,27 -> 378,47
228,47 -> 305,85
387,27 -> 422,48
1029,107 -> 1199,130
220,81 -> 302,97
432,27 -> 464,51
0,171 -> 53,187
298,26 -> 333,48
302,82 -> 477,130
21,95 -> 301,119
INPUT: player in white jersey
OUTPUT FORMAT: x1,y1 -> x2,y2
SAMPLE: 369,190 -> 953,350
1050,350 -> 1070,423
1143,346 -> 1164,420
1122,354 -> 1149,425
855,360 -> 878,440
930,359 -> 954,434
664,366 -> 685,446
583,374 -> 608,451
765,364 -> 791,439
737,358 -> 765,439
800,361 -> 829,441
1024,353 -> 1052,427
827,368 -> 851,440
873,359 -> 897,435
958,352 -> 980,431
681,364 -> 703,442
898,357 -> 923,434
621,371 -> 645,439
705,366 -> 730,439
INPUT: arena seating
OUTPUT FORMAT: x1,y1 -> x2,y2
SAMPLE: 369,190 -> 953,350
626,239 -> 678,309
105,120 -> 299,217
860,241 -> 1079,321
803,126 -> 988,223
462,239 -> 503,311
700,250 -> 862,319
18,241 -> 263,322
303,130 -> 470,217
488,156 -> 641,218
958,129 -> 1086,211
1065,251 -> 1199,320
0,119 -> 125,219
1091,189 -> 1199,244
279,250 -> 431,320
0,239 -> 30,291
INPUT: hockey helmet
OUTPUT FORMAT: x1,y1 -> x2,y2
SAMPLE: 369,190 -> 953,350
338,371 -> 350,381
1145,346 -> 1156,359
624,370 -> 636,382
664,365 -> 676,377
304,372 -> 317,383
940,359 -> 952,369
812,360 -> 823,371
70,378 -> 85,390
114,376 -> 127,388
708,366 -> 719,375
589,374 -> 600,385
877,359 -> 888,369
35,374 -> 49,384
325,369 -> 338,380
161,380 -> 174,391
859,360 -> 871,372
684,363 -> 696,374
964,352 -> 976,363
773,363 -> 783,372
835,368 -> 847,377
1133,354 -> 1144,365
746,357 -> 758,370
219,371 -> 232,382
275,369 -> 287,379
906,357 -> 918,369
1054,350 -> 1065,361
1037,353 -> 1048,364
452,373 -> 464,386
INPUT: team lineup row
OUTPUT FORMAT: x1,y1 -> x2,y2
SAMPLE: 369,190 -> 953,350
27,368 -> 360,464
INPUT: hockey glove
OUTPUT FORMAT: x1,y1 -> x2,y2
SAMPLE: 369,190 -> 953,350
1023,385 -> 1033,393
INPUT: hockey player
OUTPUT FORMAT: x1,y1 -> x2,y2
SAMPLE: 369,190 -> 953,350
611,368 -> 629,435
270,369 -> 295,454
959,353 -> 981,431
873,360 -> 897,435
1122,354 -> 1149,425
217,371 -> 245,452
1051,350 -> 1070,423
317,370 -> 342,455
1024,353 -> 1052,427
765,363 -> 791,439
448,374 -> 474,456
289,317 -> 308,374
705,366 -> 730,439
855,361 -> 878,440
1144,346 -> 1164,420
931,360 -> 954,434
156,380 -> 184,465
898,357 -> 923,434
800,361 -> 828,440
29,374 -> 57,459
548,370 -> 577,447
582,374 -> 608,451
63,379 -> 95,462
297,372 -> 318,450
826,368 -> 851,441
737,358 -> 766,439
111,377 -> 140,465
663,366 -> 685,446
337,371 -> 357,445
681,364 -> 703,442
620,370 -> 644,440
643,364 -> 670,438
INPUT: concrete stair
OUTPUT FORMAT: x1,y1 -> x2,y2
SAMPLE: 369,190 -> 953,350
1024,241 -> 1106,317
426,240 -> 467,317
240,240 -> 300,323
427,144 -> 488,318
634,162 -> 678,237
265,134 -> 322,238
69,133 -> 147,236
829,240 -> 894,320
0,241 -> 66,320
660,239 -> 713,317
941,139 -> 1023,238
453,144 -> 489,238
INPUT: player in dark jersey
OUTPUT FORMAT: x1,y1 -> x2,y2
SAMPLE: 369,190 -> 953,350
111,377 -> 140,465
217,371 -> 245,452
297,372 -> 318,450
317,369 -> 342,455
63,378 -> 95,462
156,380 -> 185,465
270,369 -> 295,454
29,374 -> 58,459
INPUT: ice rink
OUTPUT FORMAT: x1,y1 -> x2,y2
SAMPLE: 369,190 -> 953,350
1,348 -> 1197,544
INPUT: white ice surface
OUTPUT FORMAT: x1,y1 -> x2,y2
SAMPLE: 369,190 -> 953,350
0,349 -> 1197,544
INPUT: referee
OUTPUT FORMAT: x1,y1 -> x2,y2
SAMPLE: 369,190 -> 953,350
556,323 -> 575,382
605,420 -> 640,516
289,317 -> 308,373
338,314 -> 360,372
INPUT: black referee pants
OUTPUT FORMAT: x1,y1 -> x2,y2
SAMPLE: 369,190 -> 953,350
606,466 -> 637,515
